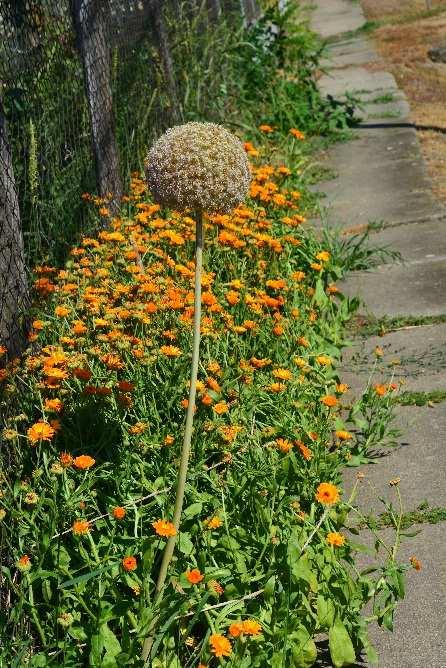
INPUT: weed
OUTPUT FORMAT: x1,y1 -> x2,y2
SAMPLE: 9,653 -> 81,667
395,390 -> 446,406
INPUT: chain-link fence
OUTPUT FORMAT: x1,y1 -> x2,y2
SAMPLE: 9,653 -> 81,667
0,0 -> 259,358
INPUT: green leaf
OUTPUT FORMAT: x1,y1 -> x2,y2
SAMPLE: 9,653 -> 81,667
59,563 -> 116,589
291,555 -> 318,592
272,653 -> 285,668
98,624 -> 121,665
182,502 -> 202,519
314,279 -> 329,307
30,655 -> 48,667
264,575 -> 276,603
177,532 -> 193,556
328,618 -> 356,667
317,594 -> 335,629
68,625 -> 88,642
289,628 -> 317,667
89,634 -> 102,667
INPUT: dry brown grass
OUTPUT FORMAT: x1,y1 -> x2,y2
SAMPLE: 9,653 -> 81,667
362,0 -> 446,201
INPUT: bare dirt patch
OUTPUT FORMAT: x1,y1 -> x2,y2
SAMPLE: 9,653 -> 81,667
361,0 -> 446,202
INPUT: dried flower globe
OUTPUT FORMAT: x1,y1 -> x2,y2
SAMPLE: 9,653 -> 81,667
145,122 -> 250,213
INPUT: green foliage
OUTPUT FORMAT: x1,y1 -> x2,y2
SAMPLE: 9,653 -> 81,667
0,130 -> 410,667
2,1 -> 354,266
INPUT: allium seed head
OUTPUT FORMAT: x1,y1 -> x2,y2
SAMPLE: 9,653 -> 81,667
145,122 -> 250,214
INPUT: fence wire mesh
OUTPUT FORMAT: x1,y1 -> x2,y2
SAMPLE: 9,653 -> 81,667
0,0 -> 253,361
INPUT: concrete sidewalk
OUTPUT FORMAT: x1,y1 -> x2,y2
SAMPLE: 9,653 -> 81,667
310,1 -> 446,667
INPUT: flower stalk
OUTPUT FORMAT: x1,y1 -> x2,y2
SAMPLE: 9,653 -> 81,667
142,210 -> 203,663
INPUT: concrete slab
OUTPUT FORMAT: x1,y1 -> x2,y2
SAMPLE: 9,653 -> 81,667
318,67 -> 398,99
341,258 -> 446,318
311,0 -> 366,39
364,217 -> 446,263
358,98 -> 410,122
343,403 -> 446,511
341,323 -> 446,394
312,127 -> 444,227
321,37 -> 379,69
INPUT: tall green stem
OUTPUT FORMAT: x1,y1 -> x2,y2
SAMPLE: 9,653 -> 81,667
142,211 -> 203,663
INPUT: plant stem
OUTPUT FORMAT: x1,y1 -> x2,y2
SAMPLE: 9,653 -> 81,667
142,210 -> 203,663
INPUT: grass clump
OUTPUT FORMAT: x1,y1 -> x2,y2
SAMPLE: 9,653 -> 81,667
0,129 -> 414,666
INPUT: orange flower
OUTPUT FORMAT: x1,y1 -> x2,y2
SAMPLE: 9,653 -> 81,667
272,368 -> 292,380
44,398 -> 63,413
259,124 -> 273,133
296,441 -> 312,461
128,422 -> 148,435
54,305 -> 70,317
326,532 -> 346,547
213,401 -> 229,415
73,455 -> 95,470
315,482 -> 340,505
410,556 -> 422,571
206,516 -> 223,530
208,579 -> 224,595
374,384 -> 387,396
315,251 -> 330,262
336,383 -> 349,394
122,556 -> 137,572
290,128 -> 305,140
335,430 -> 352,441
267,382 -> 286,393
229,619 -> 262,636
210,634 -> 232,658
186,568 -> 204,584
72,321 -> 88,335
160,345 -> 182,357
32,319 -> 45,331
164,434 -> 174,445
112,506 -> 126,520
297,335 -> 309,347
320,395 -> 338,408
276,438 -> 293,453
226,290 -> 240,306
59,452 -> 73,468
152,519 -> 176,537
242,619 -> 262,636
73,367 -> 92,381
72,520 -> 90,535
17,554 -> 32,571
228,622 -> 244,638
316,355 -> 331,366
117,381 -> 135,392
27,421 -> 55,444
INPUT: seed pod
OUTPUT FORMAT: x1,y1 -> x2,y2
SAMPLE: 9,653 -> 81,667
145,122 -> 250,213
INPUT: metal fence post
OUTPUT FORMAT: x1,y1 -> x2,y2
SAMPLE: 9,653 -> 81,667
0,99 -> 30,356
71,0 -> 123,214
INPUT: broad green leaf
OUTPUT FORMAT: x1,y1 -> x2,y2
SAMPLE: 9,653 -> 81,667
264,575 -> 276,602
182,502 -> 202,519
289,628 -> 317,668
177,532 -> 193,556
99,623 -> 121,660
314,279 -> 329,307
291,555 -> 318,592
328,618 -> 356,667
271,652 -> 285,668
317,594 -> 335,629
68,625 -> 88,642
89,634 -> 102,667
